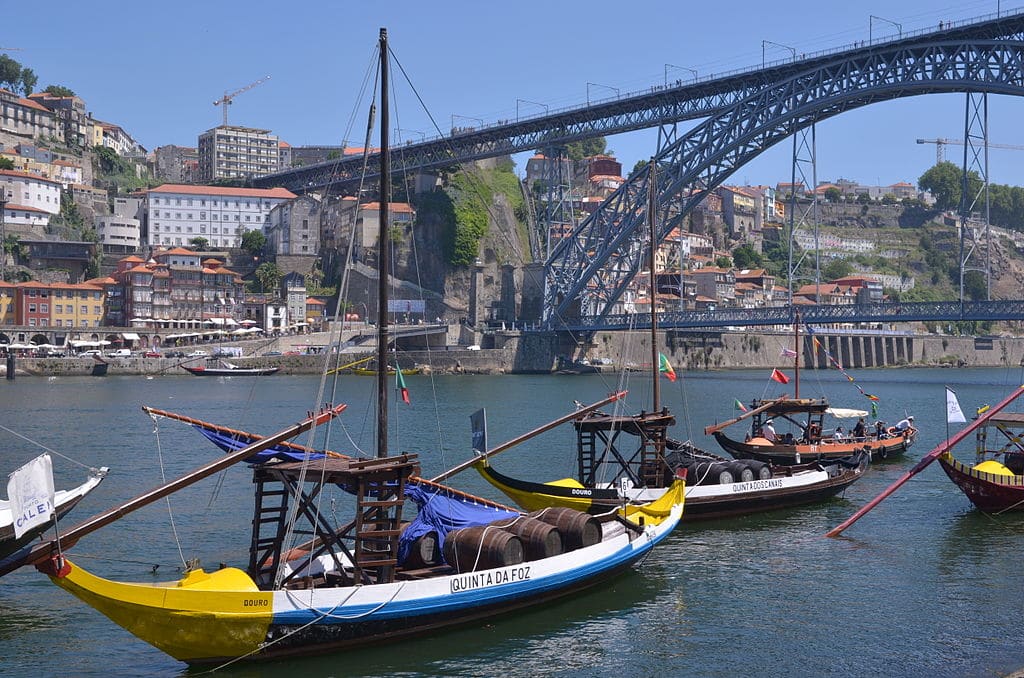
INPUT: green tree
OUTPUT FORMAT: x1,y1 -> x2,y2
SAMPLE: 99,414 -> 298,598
240,229 -> 266,256
93,145 -> 120,173
715,255 -> 732,269
0,157 -> 13,170
822,258 -> 853,281
189,236 -> 210,251
18,68 -> 36,96
963,270 -> 988,301
856,192 -> 872,205
918,162 -> 961,210
823,187 -> 841,203
44,84 -> 76,97
0,55 -> 22,91
254,262 -> 283,294
881,193 -> 897,205
566,137 -> 607,161
732,244 -> 763,269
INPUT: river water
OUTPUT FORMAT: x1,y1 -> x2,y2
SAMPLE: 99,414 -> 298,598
1,367 -> 1023,677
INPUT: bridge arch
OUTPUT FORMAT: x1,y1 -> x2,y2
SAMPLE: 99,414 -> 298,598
546,39 -> 1024,323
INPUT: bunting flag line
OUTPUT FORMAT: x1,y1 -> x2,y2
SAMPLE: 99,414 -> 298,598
770,368 -> 790,384
734,399 -> 748,412
807,323 -> 882,413
396,363 -> 411,405
659,353 -> 677,382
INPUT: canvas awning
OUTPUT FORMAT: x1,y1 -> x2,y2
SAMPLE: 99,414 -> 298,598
121,332 -> 141,341
826,407 -> 869,419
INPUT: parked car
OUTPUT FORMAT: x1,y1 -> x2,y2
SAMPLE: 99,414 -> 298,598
186,350 -> 209,358
143,350 -> 162,358
164,350 -> 186,359
107,348 -> 132,358
263,351 -> 283,356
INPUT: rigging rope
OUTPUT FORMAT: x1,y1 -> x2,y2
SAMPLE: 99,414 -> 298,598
146,412 -> 188,570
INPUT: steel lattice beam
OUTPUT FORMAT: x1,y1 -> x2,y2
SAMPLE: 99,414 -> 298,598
545,39 -> 1024,326
253,12 -> 1024,193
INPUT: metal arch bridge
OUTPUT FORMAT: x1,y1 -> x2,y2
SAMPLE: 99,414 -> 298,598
559,300 -> 1024,332
253,10 -> 1024,193
544,19 -> 1024,327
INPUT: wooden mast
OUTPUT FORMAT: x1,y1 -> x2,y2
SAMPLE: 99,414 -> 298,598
376,27 -> 390,460
648,159 -> 660,413
794,311 -> 800,398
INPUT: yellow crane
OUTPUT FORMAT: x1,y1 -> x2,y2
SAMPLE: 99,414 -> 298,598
916,137 -> 1024,164
213,75 -> 270,126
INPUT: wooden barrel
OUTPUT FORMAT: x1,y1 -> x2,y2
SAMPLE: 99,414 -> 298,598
401,529 -> 441,569
528,507 -> 602,551
691,461 -> 735,486
492,516 -> 563,561
728,461 -> 755,483
442,526 -> 524,573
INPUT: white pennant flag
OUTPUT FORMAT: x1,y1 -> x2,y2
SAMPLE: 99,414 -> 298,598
7,453 -> 56,539
946,387 -> 968,424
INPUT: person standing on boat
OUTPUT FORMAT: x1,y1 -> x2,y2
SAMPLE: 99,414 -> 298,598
853,418 -> 866,441
763,419 -> 777,442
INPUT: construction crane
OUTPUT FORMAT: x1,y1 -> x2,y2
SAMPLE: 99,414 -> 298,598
213,75 -> 270,126
916,137 -> 1024,164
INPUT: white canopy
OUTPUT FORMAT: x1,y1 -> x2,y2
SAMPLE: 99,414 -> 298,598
826,407 -> 869,419
121,332 -> 141,341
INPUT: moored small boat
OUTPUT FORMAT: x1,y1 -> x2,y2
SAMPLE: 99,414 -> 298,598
182,360 -> 280,377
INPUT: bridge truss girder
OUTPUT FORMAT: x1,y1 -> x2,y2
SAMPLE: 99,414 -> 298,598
253,14 -> 1024,194
544,39 -> 1024,327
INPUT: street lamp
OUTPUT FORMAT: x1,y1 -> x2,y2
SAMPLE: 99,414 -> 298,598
869,15 -> 902,43
762,40 -> 796,67
0,196 -> 6,283
664,64 -> 697,86
586,82 -> 620,105
395,128 -> 425,143
516,98 -> 549,121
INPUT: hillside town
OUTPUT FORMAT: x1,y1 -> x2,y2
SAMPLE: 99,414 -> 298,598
0,73 -> 956,353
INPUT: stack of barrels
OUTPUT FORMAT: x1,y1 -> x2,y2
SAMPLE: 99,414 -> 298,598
442,508 -> 603,573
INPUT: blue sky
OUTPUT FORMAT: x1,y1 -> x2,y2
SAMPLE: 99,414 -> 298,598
9,0 -> 1024,188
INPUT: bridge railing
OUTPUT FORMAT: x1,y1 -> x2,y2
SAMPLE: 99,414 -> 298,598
544,300 -> 1024,332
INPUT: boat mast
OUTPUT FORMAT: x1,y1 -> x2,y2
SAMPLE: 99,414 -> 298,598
376,27 -> 391,460
794,310 -> 800,399
648,158 -> 659,413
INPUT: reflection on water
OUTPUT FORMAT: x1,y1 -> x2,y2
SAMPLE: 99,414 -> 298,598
1,369 -> 1023,677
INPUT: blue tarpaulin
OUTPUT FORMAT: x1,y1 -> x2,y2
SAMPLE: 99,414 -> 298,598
194,425 -> 326,463
398,483 -> 518,566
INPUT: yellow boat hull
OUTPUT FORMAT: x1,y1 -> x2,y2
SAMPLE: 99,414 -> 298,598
46,559 -> 272,663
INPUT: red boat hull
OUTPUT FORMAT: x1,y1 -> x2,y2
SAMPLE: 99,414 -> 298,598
937,453 -> 1024,513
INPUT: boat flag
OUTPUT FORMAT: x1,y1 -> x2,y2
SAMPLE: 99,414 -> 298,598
396,363 -> 410,404
470,408 -> 488,454
946,387 -> 967,424
780,347 -> 798,359
7,453 -> 55,539
770,368 -> 790,384
658,353 -> 677,382
734,399 -> 748,412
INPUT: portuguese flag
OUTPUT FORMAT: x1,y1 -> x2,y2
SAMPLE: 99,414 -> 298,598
396,364 -> 410,405
658,353 -> 677,382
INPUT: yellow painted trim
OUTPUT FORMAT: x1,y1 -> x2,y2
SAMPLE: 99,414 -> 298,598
50,559 -> 272,663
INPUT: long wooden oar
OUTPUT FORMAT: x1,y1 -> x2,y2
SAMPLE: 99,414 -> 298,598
0,403 -> 348,578
703,397 -> 785,435
825,384 -> 1024,538
429,391 -> 628,483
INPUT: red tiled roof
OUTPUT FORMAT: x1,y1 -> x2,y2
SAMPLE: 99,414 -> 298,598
360,202 -> 415,213
0,169 -> 60,185
148,184 -> 297,199
3,203 -> 49,213
305,297 -> 325,305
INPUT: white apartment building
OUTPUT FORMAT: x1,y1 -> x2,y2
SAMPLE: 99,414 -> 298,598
197,126 -> 281,183
0,169 -> 61,215
145,184 -> 297,248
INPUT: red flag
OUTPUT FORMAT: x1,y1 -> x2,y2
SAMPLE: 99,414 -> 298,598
770,368 -> 790,384
396,364 -> 410,405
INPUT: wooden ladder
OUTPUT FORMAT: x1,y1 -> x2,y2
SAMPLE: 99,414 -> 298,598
352,462 -> 414,584
248,477 -> 290,587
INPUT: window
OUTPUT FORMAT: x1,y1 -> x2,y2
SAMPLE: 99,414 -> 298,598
40,303 -> 48,313
81,305 -> 87,314
94,306 -> 101,315
235,214 -> 240,221
55,304 -> 62,313
55,319 -> 62,327
28,318 -> 35,326
28,304 -> 36,312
